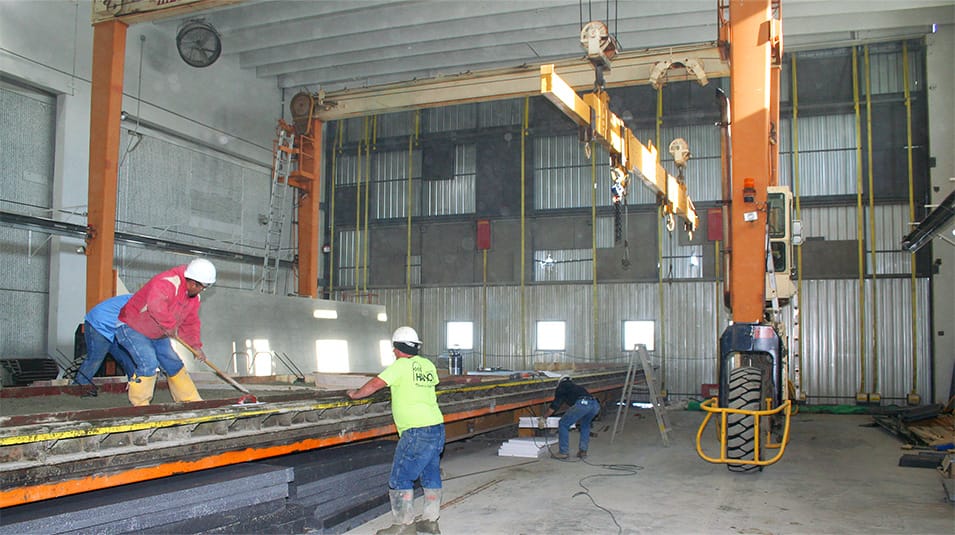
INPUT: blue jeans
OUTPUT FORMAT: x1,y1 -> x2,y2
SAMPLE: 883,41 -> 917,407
114,324 -> 185,378
558,397 -> 601,454
75,322 -> 136,384
389,423 -> 445,490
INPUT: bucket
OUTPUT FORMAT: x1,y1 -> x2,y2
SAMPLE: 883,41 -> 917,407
448,350 -> 463,375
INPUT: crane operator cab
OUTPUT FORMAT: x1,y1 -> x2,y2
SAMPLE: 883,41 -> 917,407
766,186 -> 800,304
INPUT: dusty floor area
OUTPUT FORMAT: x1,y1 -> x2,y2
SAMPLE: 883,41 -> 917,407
347,410 -> 954,535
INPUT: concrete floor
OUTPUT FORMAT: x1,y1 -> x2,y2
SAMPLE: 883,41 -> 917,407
347,409 -> 954,535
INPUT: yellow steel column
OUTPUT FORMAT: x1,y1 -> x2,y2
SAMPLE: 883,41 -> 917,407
864,46 -> 880,398
655,87 -> 667,390
406,112 -> 418,324
328,124 -> 342,297
591,139 -> 598,361
852,47 -> 867,398
86,20 -> 128,310
902,42 -> 919,403
520,96 -> 529,368
791,54 -> 805,395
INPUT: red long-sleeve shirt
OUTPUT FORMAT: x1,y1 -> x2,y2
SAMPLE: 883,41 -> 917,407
118,264 -> 203,349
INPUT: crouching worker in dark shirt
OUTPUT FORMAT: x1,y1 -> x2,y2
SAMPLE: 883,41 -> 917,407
541,376 -> 600,459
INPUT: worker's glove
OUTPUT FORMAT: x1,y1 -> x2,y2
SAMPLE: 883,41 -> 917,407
194,348 -> 208,362
538,416 -> 547,429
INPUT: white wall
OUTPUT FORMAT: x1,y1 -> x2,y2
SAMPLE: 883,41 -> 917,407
927,24 -> 955,404
0,0 -> 281,358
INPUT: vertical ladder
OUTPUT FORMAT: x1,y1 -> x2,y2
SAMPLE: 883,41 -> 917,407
637,344 -> 671,446
260,128 -> 295,294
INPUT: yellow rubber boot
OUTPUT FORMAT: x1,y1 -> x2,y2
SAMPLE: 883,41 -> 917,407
167,369 -> 203,402
128,375 -> 157,406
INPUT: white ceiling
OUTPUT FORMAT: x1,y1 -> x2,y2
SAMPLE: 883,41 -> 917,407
154,0 -> 953,94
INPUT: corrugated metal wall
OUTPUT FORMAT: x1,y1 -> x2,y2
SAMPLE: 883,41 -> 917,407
362,274 -> 929,403
366,282 -> 725,397
372,150 -> 419,219
798,203 -> 914,275
0,80 -> 55,357
339,145 -> 476,220
779,114 -> 857,196
799,278 -> 931,403
424,144 -> 476,216
534,135 -> 612,210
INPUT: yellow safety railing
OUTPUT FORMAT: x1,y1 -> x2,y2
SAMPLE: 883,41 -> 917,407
695,397 -> 793,467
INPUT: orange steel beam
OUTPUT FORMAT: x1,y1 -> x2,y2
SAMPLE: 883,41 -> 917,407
726,0 -> 781,322
294,118 -> 322,297
85,20 -> 128,311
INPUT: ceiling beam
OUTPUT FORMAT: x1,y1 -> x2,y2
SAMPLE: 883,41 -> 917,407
91,0 -> 243,25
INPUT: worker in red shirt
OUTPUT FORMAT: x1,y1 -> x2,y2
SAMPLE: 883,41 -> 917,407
114,258 -> 216,406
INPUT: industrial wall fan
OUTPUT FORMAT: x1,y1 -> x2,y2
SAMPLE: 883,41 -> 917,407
176,20 -> 221,68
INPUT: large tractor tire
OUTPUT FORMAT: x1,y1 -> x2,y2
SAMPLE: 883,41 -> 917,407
726,366 -> 766,473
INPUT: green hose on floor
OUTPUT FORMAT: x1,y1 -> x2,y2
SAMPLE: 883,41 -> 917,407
685,400 -> 869,414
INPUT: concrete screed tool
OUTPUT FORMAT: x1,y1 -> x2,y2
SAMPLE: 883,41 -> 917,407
173,335 -> 259,404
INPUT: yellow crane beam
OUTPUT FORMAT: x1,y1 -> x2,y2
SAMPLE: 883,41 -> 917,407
315,43 -> 726,122
539,64 -> 699,232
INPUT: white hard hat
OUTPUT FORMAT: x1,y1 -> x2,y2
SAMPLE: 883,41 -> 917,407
184,258 -> 216,286
392,326 -> 422,345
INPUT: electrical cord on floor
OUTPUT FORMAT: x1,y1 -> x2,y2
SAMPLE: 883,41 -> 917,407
573,459 -> 643,535
507,407 -> 641,533
442,459 -> 540,482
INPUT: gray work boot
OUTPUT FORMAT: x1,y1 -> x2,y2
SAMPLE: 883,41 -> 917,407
415,488 -> 441,534
376,489 -> 416,535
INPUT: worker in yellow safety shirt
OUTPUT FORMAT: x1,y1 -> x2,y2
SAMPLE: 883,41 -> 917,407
348,326 -> 445,535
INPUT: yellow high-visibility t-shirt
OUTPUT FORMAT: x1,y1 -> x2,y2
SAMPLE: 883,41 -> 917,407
378,356 -> 444,435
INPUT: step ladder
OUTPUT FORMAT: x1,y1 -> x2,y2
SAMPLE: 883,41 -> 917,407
610,354 -> 637,443
259,128 -> 295,294
610,344 -> 671,446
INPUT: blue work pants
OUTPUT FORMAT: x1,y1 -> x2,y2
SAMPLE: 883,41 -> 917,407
114,324 -> 185,378
75,322 -> 136,384
389,423 -> 445,490
558,397 -> 601,454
